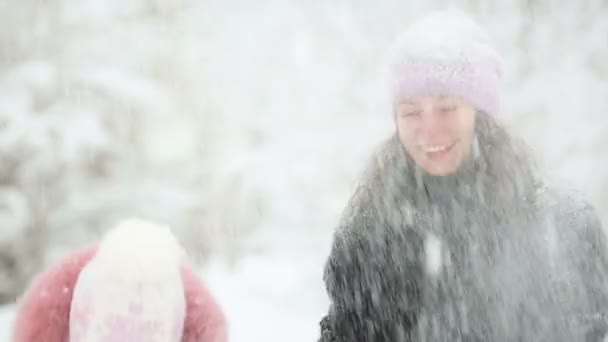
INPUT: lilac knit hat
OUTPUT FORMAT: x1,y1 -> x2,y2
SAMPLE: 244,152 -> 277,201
389,9 -> 504,114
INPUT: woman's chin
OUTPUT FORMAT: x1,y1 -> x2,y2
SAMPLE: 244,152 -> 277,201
418,150 -> 464,176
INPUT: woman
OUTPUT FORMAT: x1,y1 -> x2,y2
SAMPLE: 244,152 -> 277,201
12,219 -> 227,342
318,10 -> 608,342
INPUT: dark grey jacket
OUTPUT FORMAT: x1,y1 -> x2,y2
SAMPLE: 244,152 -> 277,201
319,134 -> 608,342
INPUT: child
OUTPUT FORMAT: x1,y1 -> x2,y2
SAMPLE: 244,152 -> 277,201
12,219 -> 228,342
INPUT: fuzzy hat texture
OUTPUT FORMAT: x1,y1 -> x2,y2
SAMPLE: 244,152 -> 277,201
389,9 -> 504,114
69,219 -> 187,341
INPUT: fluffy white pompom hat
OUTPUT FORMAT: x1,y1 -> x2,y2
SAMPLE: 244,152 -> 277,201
69,219 -> 187,342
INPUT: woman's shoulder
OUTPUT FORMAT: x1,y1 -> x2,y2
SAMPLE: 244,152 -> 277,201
537,181 -> 596,217
536,181 -> 602,240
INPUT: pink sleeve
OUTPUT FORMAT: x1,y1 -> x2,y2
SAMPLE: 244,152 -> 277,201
12,247 -> 97,342
181,266 -> 228,342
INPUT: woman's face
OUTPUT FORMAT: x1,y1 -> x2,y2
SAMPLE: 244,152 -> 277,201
396,96 -> 477,176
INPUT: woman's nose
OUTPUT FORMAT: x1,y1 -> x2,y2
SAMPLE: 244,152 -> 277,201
419,108 -> 443,136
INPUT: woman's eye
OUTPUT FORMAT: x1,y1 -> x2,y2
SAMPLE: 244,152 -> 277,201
401,110 -> 420,118
440,105 -> 457,112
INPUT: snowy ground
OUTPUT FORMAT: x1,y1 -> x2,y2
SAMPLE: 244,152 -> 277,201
203,228 -> 332,342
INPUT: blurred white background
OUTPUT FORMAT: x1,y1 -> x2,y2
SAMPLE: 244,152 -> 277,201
0,0 -> 606,341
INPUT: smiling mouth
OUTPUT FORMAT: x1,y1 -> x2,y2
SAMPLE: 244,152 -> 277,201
420,141 -> 458,153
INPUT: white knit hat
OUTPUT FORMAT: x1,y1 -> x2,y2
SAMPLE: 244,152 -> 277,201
69,219 -> 187,342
